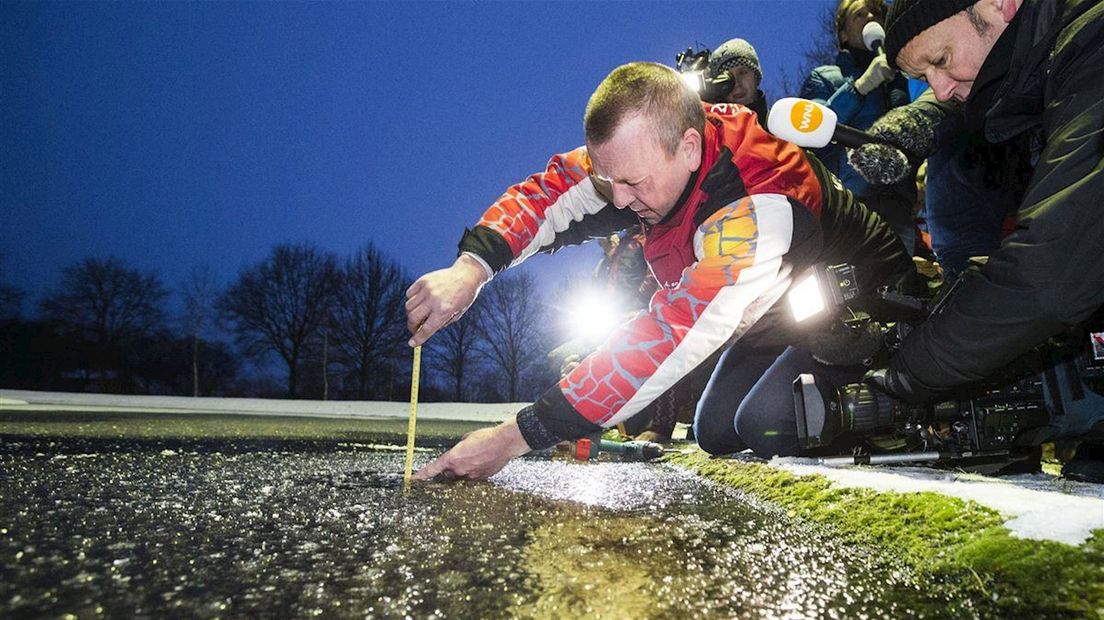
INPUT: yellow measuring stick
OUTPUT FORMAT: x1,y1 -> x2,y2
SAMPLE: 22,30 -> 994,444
402,344 -> 422,492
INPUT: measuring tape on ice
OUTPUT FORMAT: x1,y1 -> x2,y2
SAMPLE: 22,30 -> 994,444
402,345 -> 421,492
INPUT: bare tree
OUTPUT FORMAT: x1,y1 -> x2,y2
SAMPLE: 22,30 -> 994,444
218,243 -> 340,398
0,282 -> 24,322
426,296 -> 486,402
181,265 -> 221,397
772,0 -> 839,100
39,256 -> 169,391
0,253 -> 25,320
476,271 -> 551,402
328,243 -> 409,399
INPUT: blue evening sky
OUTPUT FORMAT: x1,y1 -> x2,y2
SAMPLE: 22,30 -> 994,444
2,0 -> 833,311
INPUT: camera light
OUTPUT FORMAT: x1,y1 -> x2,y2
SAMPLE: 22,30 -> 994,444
566,289 -> 623,343
680,70 -> 706,93
788,273 -> 826,322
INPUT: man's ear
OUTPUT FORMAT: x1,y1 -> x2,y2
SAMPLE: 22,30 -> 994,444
681,127 -> 702,172
995,0 -> 1021,23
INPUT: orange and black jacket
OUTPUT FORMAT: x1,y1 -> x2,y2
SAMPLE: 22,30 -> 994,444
458,103 -> 911,448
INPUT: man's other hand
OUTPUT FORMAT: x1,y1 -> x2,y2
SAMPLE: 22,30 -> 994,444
413,416 -> 531,481
405,254 -> 491,347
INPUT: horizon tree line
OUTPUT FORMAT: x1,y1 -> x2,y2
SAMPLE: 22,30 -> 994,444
0,244 -> 559,402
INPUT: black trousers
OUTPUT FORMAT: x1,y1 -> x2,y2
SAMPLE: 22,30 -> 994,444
693,342 -> 867,457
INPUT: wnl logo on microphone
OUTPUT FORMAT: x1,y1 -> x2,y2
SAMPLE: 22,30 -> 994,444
790,101 -> 823,133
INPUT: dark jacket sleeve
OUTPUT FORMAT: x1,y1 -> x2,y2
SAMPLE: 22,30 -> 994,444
888,38 -> 1104,392
807,153 -> 915,291
888,73 -> 911,110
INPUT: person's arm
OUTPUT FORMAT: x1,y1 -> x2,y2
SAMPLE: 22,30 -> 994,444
808,153 -> 915,290
457,147 -> 636,276
405,253 -> 491,346
800,65 -> 864,126
885,50 -> 1104,398
406,147 -> 633,346
412,415 -> 530,481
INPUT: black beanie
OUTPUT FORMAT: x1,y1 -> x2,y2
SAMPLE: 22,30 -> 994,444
884,0 -> 977,68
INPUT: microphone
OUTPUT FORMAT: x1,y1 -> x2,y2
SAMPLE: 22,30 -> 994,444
862,21 -> 886,55
850,97 -> 948,184
768,97 -> 889,150
767,97 -> 912,185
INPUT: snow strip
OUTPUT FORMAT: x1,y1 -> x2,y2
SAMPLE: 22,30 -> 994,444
773,457 -> 1104,546
0,389 -> 520,423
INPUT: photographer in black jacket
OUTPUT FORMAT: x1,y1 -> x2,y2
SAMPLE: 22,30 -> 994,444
876,0 -> 1104,481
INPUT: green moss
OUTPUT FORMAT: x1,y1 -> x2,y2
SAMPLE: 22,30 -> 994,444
668,451 -> 1104,619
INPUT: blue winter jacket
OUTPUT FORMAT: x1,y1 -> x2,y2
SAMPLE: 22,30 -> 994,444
799,49 -> 912,200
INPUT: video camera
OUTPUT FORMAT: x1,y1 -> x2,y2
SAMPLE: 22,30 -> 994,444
789,262 -> 1104,472
674,47 -> 735,103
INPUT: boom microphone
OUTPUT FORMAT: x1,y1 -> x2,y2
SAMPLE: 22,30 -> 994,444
862,22 -> 885,55
768,98 -> 912,185
857,100 -> 944,162
848,99 -> 948,185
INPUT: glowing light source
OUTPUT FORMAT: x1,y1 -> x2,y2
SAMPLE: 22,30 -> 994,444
565,288 -> 623,343
679,70 -> 706,93
788,273 -> 826,323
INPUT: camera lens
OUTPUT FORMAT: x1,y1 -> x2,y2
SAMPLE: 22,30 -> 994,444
840,383 -> 900,433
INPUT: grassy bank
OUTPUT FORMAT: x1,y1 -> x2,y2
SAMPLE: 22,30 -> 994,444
668,451 -> 1104,619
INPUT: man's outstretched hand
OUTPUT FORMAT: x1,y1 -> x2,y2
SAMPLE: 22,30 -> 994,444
405,254 -> 491,347
413,416 -> 532,481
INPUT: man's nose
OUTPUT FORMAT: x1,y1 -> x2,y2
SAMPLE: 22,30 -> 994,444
611,183 -> 634,209
929,74 -> 957,102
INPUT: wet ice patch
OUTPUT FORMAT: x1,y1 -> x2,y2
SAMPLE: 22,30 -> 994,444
491,460 -> 697,511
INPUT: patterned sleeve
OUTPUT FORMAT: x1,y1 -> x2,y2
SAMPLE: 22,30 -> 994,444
517,193 -> 798,447
457,147 -> 628,275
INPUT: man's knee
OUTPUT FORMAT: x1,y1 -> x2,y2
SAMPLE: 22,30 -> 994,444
694,400 -> 743,455
734,409 -> 800,458
696,428 -> 742,455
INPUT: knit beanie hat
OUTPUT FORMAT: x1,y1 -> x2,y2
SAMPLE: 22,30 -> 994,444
708,38 -> 762,80
885,0 -> 977,68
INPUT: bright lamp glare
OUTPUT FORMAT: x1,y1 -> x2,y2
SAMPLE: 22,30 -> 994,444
789,274 -> 826,322
566,290 -> 622,342
679,71 -> 705,93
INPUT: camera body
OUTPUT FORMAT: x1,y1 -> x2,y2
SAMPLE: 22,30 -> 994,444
791,265 -> 1104,469
674,47 -> 735,104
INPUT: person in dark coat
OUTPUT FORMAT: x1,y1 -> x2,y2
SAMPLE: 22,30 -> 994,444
878,0 -> 1104,482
